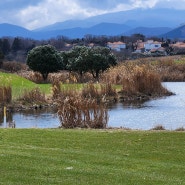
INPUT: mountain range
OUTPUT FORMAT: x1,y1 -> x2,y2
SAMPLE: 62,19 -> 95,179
0,8 -> 185,40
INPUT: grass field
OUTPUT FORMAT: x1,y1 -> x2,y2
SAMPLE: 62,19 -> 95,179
0,129 -> 184,185
0,72 -> 51,99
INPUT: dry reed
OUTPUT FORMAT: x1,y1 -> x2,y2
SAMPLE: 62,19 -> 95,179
0,86 -> 12,104
57,96 -> 108,128
19,87 -> 46,104
102,62 -> 171,97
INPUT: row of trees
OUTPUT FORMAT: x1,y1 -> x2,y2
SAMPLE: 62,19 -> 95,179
0,34 -> 171,63
27,45 -> 117,80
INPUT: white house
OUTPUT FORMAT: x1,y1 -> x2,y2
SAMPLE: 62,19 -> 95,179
107,41 -> 126,51
144,40 -> 161,52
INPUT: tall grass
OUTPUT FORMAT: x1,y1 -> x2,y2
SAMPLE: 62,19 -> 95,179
55,82 -> 111,129
0,85 -> 12,104
58,96 -> 108,128
102,62 -> 171,97
19,87 -> 46,104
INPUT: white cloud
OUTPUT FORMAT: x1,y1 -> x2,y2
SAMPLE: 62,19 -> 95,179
16,0 -> 108,29
130,0 -> 159,8
1,0 -> 185,29
16,0 -> 159,29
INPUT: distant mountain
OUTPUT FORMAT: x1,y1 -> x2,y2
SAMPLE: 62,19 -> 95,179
34,20 -> 97,31
36,8 -> 185,32
0,23 -> 32,38
162,25 -> 185,39
0,8 -> 185,40
34,23 -> 130,39
125,27 -> 172,37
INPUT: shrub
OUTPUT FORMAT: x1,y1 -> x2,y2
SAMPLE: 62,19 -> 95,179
151,125 -> 166,130
175,127 -> 185,131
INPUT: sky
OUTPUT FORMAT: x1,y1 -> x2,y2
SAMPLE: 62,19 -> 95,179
0,0 -> 185,30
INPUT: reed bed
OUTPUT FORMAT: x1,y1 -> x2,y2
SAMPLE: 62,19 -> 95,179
57,96 -> 108,128
102,63 -> 170,97
0,85 -> 12,104
55,83 -> 110,128
81,83 -> 100,99
19,87 -> 46,104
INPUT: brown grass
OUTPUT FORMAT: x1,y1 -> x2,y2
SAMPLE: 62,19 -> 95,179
1,61 -> 27,72
102,62 -> 170,97
0,86 -> 12,104
19,87 -> 46,104
57,96 -> 108,128
81,83 -> 100,99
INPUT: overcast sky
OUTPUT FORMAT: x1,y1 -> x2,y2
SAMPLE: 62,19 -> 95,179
0,0 -> 185,30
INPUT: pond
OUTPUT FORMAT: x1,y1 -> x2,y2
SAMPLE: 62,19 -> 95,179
0,82 -> 185,130
108,82 -> 185,130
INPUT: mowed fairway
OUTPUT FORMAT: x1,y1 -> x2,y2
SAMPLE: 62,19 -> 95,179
0,129 -> 184,185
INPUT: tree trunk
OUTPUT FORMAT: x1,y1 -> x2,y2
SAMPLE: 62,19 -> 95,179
42,73 -> 48,81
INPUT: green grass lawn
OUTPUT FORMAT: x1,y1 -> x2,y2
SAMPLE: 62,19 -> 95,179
0,72 -> 51,99
0,129 -> 184,185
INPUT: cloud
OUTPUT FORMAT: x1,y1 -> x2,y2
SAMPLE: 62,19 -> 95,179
155,0 -> 185,9
15,0 -> 109,29
0,0 -> 185,30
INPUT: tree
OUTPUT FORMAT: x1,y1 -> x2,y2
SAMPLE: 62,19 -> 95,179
88,46 -> 117,79
2,39 -> 10,55
0,50 -> 4,68
66,46 -> 90,76
26,45 -> 64,80
11,37 -> 23,52
66,46 -> 117,79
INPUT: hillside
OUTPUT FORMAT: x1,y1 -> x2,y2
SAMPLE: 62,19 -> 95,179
0,23 -> 32,38
162,25 -> 185,39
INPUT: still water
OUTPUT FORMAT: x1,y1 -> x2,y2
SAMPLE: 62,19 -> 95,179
0,82 -> 185,130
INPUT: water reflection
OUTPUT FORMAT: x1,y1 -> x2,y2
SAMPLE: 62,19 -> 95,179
0,107 -> 60,128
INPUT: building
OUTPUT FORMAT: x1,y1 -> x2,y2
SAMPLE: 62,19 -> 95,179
107,41 -> 126,51
144,40 -> 162,52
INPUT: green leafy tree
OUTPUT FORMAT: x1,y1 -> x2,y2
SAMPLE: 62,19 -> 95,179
66,46 -> 89,76
88,46 -> 117,79
66,46 -> 117,79
26,45 -> 64,80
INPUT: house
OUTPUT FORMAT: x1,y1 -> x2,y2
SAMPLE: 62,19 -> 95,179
144,40 -> 162,52
107,41 -> 126,51
171,42 -> 185,54
134,40 -> 145,53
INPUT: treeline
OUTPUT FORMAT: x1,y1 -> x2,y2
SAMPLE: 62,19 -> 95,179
0,34 -> 160,63
0,34 -> 183,64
